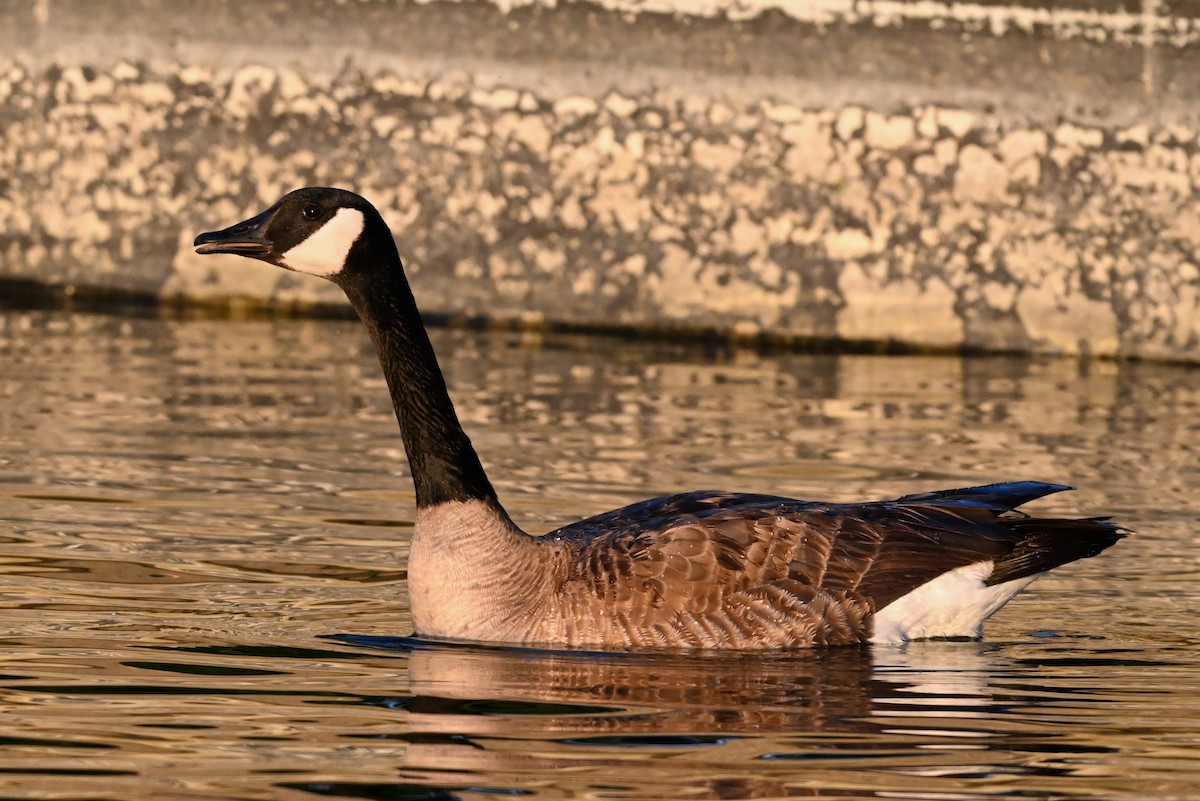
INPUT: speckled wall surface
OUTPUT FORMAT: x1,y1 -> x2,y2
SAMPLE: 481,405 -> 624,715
1,0 -> 1198,360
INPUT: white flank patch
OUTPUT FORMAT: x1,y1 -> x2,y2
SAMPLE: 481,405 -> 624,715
870,562 -> 1038,644
280,207 -> 365,277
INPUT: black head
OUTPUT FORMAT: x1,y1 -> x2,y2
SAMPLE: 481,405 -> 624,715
194,187 -> 392,281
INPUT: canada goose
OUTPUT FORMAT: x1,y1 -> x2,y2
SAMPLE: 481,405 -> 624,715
195,187 -> 1126,650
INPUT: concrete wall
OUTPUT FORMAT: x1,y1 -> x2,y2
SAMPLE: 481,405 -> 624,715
1,0 -> 1198,360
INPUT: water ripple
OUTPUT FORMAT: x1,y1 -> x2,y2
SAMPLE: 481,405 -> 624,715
0,312 -> 1196,800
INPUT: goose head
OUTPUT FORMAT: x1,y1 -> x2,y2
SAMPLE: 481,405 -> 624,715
194,187 -> 394,282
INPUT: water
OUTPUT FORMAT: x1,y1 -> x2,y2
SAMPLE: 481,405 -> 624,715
0,309 -> 1197,800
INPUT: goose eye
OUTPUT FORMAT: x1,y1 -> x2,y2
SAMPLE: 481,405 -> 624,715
302,204 -> 322,220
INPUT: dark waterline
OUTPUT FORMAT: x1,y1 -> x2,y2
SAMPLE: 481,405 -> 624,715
2,276 -> 1141,361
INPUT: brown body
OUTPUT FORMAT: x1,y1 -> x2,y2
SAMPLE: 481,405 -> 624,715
408,488 -> 1118,649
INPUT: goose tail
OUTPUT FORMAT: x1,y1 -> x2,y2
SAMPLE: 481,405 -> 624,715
986,515 -> 1128,586
869,482 -> 1129,644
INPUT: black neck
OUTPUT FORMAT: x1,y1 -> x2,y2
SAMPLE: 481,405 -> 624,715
336,237 -> 497,509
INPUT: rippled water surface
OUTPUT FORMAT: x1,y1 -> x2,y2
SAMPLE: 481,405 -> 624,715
1,310 -> 1198,800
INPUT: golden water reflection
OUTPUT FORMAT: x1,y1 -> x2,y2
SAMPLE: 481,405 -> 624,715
0,311 -> 1197,800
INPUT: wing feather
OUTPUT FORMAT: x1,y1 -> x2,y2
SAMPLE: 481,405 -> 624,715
543,483 -> 1124,647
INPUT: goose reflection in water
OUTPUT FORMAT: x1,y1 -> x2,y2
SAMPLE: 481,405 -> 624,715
286,637 -> 1095,801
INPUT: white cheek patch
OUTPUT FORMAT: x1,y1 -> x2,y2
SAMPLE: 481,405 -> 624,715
280,207 -> 366,277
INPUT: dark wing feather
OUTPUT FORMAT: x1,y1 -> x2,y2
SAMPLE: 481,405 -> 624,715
986,516 -> 1126,585
892,481 -> 1073,510
813,482 -> 1126,608
807,502 -> 1015,609
549,490 -> 792,540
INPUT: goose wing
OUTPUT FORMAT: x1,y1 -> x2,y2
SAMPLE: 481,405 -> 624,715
559,494 -> 815,615
549,482 -> 1124,626
549,492 -> 855,646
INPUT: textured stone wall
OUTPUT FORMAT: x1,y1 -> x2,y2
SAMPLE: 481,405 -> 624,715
1,0 -> 1198,360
